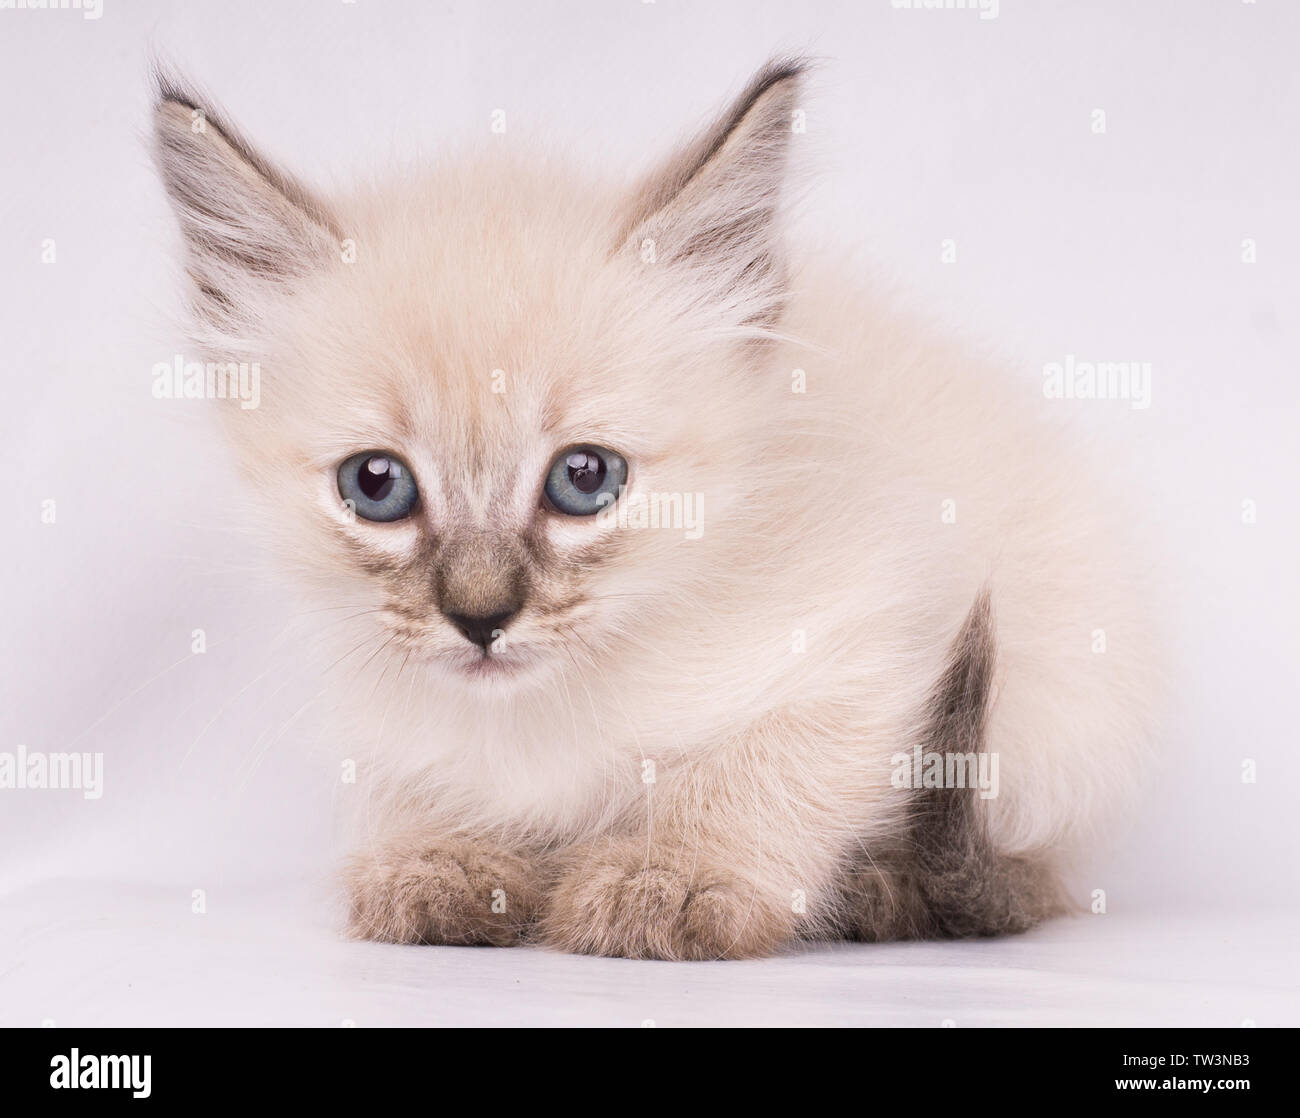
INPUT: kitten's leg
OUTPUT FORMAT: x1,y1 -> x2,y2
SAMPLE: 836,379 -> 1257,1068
345,831 -> 543,946
538,833 -> 802,960
840,588 -> 1066,941
538,715 -> 855,960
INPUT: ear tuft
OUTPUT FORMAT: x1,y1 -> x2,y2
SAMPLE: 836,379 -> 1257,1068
150,61 -> 340,332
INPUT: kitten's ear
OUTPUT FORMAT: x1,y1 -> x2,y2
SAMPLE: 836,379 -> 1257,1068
616,57 -> 808,331
151,66 -> 340,331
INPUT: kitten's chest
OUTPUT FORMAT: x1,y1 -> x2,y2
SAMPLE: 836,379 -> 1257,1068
402,716 -> 651,840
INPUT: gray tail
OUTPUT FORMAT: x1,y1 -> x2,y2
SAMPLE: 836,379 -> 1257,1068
841,588 -> 1063,941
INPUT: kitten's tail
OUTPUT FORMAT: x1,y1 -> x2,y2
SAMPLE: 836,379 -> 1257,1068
842,588 -> 1064,940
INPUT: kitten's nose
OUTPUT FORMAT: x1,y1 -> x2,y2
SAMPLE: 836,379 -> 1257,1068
442,609 -> 517,653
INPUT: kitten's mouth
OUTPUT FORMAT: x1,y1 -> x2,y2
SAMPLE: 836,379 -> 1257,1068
449,645 -> 536,683
388,619 -> 546,685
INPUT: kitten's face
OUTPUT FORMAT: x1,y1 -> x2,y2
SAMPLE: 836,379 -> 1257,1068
154,64 -> 801,692
258,176 -> 754,689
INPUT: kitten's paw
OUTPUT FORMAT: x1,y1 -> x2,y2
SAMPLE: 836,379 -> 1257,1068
538,839 -> 791,960
345,835 -> 541,946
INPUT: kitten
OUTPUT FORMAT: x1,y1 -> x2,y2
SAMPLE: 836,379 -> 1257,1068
153,58 -> 1157,959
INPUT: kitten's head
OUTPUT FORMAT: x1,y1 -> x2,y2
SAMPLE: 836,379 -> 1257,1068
153,59 -> 806,691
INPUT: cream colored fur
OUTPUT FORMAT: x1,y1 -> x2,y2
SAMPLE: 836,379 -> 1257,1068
153,59 -> 1157,959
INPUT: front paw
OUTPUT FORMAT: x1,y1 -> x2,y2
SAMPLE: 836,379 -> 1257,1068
538,838 -> 792,960
345,835 -> 542,946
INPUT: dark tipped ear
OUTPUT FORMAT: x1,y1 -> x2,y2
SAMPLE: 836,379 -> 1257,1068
616,57 -> 809,329
151,64 -> 340,329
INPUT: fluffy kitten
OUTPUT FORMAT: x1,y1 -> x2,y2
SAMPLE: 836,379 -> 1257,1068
153,58 -> 1156,959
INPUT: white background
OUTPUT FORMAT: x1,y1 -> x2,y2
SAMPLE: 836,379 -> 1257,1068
1,0 -> 1297,1025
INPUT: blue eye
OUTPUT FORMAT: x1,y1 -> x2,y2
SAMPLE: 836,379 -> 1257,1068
544,445 -> 627,516
338,451 -> 419,522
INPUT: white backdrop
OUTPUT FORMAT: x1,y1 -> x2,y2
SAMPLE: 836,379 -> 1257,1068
2,0 -> 1298,1023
